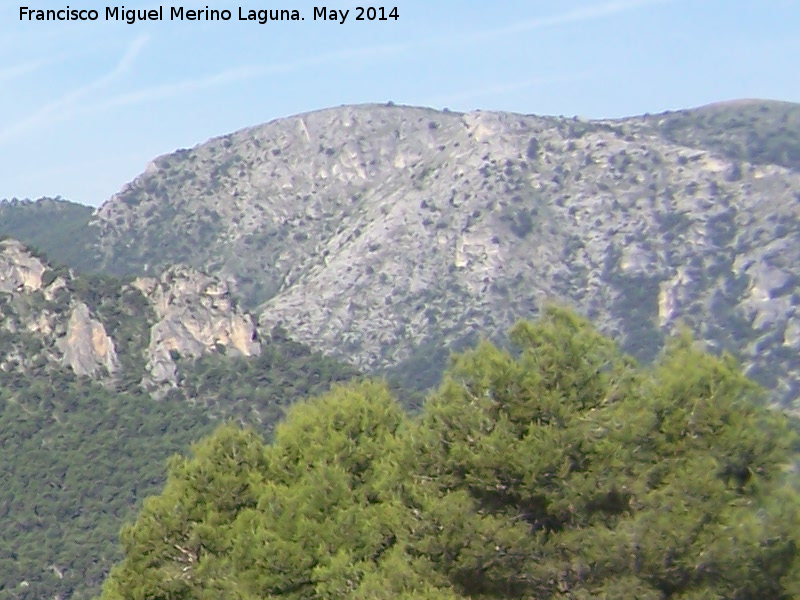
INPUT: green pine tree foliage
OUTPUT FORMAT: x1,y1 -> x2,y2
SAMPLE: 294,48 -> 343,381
101,381 -> 458,599
99,308 -> 800,600
405,306 -> 642,598
408,307 -> 800,598
99,425 -> 268,599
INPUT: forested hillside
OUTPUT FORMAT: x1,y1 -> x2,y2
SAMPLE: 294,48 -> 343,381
0,197 -> 97,272
0,376 -> 213,599
0,333 -> 362,600
640,100 -> 800,171
0,243 -> 363,600
99,308 -> 800,599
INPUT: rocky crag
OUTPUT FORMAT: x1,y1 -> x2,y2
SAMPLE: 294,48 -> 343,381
0,239 -> 259,392
81,101 -> 800,406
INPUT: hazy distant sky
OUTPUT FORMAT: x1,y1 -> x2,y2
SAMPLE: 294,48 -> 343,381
2,0 -> 799,206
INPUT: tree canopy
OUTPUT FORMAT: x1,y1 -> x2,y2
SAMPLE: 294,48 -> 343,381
100,307 -> 800,599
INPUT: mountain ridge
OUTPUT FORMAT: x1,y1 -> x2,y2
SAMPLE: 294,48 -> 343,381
3,100 -> 800,403
76,100 -> 800,405
2,98 -> 800,598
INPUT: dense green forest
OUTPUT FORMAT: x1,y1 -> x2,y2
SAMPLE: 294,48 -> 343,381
0,198 -> 98,272
0,334 -> 363,600
0,373 -> 214,598
100,308 -> 800,599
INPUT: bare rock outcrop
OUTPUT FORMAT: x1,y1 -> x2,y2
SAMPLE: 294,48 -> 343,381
135,266 -> 261,384
85,101 -> 800,406
56,302 -> 117,376
0,239 -> 46,293
0,238 -> 262,388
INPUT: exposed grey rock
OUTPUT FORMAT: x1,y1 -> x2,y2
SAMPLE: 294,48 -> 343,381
88,101 -> 800,407
0,239 -> 46,293
135,266 -> 261,385
0,241 -> 260,387
56,302 -> 117,376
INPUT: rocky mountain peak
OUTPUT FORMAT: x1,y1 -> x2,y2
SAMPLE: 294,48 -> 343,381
82,101 -> 800,406
0,101 -> 792,407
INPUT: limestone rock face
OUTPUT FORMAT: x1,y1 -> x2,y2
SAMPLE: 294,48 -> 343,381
80,100 -> 800,407
135,266 -> 261,384
0,240 -> 261,388
0,239 -> 46,293
56,302 -> 117,376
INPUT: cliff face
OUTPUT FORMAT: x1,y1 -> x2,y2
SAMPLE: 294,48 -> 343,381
132,266 -> 260,384
56,302 -> 118,376
0,239 -> 260,389
86,101 -> 800,407
0,239 -> 47,293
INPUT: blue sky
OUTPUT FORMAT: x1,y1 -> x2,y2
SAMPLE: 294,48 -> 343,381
2,0 -> 799,206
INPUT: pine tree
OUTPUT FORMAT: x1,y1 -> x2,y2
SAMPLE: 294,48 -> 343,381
99,308 -> 800,600
407,308 -> 800,598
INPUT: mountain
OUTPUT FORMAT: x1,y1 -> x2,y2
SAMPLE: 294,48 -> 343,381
640,99 -> 800,172
3,99 -> 800,598
0,197 -> 98,272
85,100 -> 800,405
0,240 -> 363,600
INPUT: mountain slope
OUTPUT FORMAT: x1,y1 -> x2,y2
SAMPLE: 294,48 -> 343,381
89,101 -> 800,406
0,240 -> 362,600
3,99 -> 800,597
640,99 -> 800,172
0,197 -> 98,272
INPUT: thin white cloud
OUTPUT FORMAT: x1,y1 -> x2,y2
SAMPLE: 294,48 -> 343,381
62,0 -> 661,117
0,0 -> 673,141
0,35 -> 149,144
88,66 -> 264,111
70,43 -> 412,114
327,0 -> 679,56
0,37 -> 412,137
0,57 -> 55,83
356,0 -> 677,52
